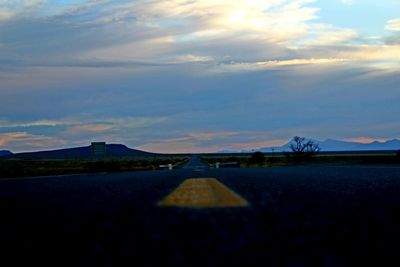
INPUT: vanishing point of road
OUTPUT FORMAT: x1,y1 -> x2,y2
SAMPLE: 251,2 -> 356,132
1,155 -> 400,266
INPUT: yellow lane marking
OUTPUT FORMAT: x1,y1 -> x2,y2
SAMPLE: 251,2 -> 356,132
158,178 -> 249,208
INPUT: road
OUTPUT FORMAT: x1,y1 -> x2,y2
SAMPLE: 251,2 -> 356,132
1,157 -> 400,266
181,154 -> 209,170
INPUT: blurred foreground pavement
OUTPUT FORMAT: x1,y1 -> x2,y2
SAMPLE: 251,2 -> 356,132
1,165 -> 400,266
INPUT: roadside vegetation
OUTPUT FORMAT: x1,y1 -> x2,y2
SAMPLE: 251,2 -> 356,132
201,152 -> 400,168
285,136 -> 320,160
0,157 -> 189,178
202,136 -> 400,168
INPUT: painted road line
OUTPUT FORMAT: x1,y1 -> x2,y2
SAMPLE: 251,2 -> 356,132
158,178 -> 249,208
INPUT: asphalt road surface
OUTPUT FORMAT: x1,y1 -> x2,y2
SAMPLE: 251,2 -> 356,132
1,158 -> 400,266
181,154 -> 209,170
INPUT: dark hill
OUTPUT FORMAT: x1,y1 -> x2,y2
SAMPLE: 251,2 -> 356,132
4,144 -> 155,159
0,150 -> 13,157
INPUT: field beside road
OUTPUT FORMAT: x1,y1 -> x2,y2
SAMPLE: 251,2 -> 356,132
2,151 -> 398,179
0,156 -> 189,178
201,151 -> 400,168
1,162 -> 400,266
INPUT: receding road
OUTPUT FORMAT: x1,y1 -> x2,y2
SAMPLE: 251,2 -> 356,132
1,157 -> 400,266
181,154 -> 209,170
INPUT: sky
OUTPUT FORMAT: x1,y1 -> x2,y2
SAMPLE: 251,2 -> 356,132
0,0 -> 399,153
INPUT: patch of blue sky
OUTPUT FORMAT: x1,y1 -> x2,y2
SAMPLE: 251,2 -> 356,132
316,0 -> 400,36
0,0 -> 85,10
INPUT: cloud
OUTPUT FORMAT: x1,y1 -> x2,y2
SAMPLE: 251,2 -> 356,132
385,18 -> 400,31
0,119 -> 60,128
339,45 -> 400,68
0,116 -> 169,151
0,1 -> 399,153
0,132 -> 66,152
0,0 -> 45,21
63,124 -> 113,136
342,137 -> 386,144
0,1 -> 326,68
0,7 -> 13,21
0,116 -> 168,132
296,24 -> 357,46
138,129 -> 315,153
213,58 -> 348,72
175,54 -> 213,63
1,0 -> 398,74
142,0 -> 318,38
1,66 -> 400,153
79,0 -> 321,63
136,131 -> 243,153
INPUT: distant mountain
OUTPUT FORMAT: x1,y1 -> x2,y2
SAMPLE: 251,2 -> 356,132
3,144 -> 156,159
317,139 -> 400,152
216,138 -> 400,153
0,150 -> 13,157
258,138 -> 400,152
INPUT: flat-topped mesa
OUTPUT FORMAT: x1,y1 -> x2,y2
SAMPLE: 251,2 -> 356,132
3,143 -> 155,160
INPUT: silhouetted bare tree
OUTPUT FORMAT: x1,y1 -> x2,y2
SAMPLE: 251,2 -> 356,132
289,136 -> 320,156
